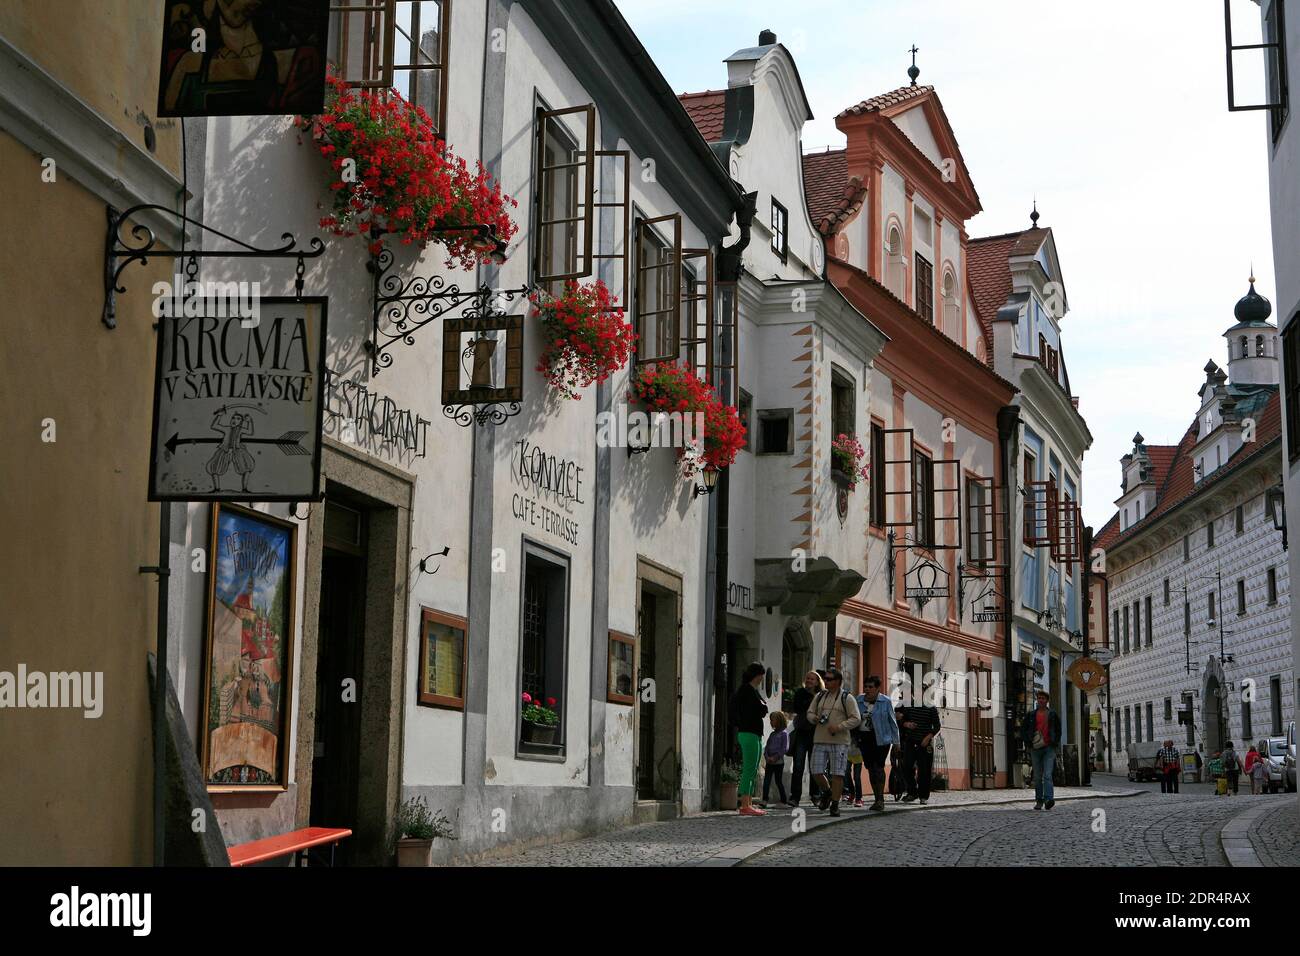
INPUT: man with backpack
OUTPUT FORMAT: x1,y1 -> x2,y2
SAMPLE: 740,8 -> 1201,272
1220,740 -> 1241,795
805,668 -> 860,816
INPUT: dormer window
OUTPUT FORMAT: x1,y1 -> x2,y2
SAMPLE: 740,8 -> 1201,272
914,254 -> 934,325
942,270 -> 959,338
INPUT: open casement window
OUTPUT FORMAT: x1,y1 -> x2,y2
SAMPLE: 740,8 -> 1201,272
330,1 -> 451,135
634,214 -> 683,366
881,428 -> 916,529
1023,479 -> 1056,547
713,282 -> 740,407
680,248 -> 715,383
930,459 -> 962,550
534,104 -> 596,292
966,475 -> 1004,568
1051,493 -> 1082,565
592,150 -> 631,311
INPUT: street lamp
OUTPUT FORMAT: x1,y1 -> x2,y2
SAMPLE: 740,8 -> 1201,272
693,467 -> 720,499
1266,484 -> 1288,550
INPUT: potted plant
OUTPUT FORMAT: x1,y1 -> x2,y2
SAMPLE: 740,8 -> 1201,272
393,795 -> 454,867
630,362 -> 747,480
830,433 -> 869,491
719,761 -> 741,811
297,72 -> 518,264
521,692 -> 560,745
533,280 -> 637,399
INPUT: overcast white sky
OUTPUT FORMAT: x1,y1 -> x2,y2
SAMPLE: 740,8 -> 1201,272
617,0 -> 1278,529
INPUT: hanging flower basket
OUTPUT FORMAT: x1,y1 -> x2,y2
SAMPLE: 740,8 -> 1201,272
831,433 -> 869,491
532,280 -> 637,399
630,362 -> 746,479
297,72 -> 518,266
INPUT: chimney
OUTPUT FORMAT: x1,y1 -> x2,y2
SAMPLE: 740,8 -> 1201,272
759,29 -> 777,45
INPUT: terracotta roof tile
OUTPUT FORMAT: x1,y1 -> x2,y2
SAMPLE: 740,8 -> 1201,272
1094,391 -> 1282,554
837,84 -> 934,118
677,89 -> 727,143
801,149 -> 866,235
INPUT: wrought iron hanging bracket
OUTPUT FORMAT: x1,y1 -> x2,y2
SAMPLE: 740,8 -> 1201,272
103,203 -> 326,329
365,243 -> 527,376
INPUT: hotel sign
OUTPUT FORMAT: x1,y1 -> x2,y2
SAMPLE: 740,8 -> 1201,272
149,298 -> 328,502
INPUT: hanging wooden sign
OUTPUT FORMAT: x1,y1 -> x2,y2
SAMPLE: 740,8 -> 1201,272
149,297 -> 328,502
157,0 -> 330,117
1066,657 -> 1107,692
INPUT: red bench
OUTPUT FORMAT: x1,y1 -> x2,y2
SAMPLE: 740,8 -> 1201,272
228,826 -> 352,867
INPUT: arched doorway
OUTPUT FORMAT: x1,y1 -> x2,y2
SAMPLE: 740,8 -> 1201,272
1203,658 -> 1228,754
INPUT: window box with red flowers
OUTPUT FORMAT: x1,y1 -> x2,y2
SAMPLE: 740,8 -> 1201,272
630,362 -> 747,480
532,280 -> 637,400
831,433 -> 869,491
297,73 -> 518,267
520,692 -> 560,746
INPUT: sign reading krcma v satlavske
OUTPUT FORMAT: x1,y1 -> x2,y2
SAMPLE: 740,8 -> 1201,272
149,297 -> 328,502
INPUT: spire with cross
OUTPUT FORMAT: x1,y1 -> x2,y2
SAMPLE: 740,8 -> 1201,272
908,45 -> 920,86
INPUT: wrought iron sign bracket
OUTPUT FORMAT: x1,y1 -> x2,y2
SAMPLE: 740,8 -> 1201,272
102,203 -> 326,329
957,561 -> 1009,625
366,242 -> 524,376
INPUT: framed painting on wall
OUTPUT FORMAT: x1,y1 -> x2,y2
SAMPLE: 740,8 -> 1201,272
200,503 -> 297,790
157,0 -> 331,117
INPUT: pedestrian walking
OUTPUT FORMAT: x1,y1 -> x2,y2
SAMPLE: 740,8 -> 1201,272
1156,739 -> 1181,794
898,697 -> 941,805
888,743 -> 906,801
1245,744 -> 1265,795
806,668 -> 860,816
1194,746 -> 1203,783
845,750 -> 863,807
1019,689 -> 1061,810
855,675 -> 901,811
760,711 -> 790,807
1221,741 -> 1241,795
729,662 -> 769,816
786,670 -> 825,807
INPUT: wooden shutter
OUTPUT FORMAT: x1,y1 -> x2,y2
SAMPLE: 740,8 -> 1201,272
593,149 -> 630,311
534,104 -> 596,285
882,428 -> 915,528
931,459 -> 962,550
633,214 -> 682,365
680,248 -> 715,384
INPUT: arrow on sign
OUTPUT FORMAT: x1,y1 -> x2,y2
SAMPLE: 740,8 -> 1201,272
165,431 -> 310,457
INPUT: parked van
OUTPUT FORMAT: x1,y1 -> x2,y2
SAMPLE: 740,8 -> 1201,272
1126,741 -> 1163,782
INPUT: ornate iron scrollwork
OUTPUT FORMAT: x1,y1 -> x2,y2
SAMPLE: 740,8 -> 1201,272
102,203 -> 325,329
366,243 -> 528,377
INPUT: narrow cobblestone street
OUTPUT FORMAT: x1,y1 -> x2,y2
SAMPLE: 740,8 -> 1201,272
476,777 -> 1300,867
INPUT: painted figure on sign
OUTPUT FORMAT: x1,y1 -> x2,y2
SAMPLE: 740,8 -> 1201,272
206,407 -> 256,492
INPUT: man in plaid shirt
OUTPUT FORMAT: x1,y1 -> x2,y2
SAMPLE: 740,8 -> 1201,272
1156,740 -> 1181,794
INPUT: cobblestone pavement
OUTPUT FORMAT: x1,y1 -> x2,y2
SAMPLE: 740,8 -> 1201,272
743,791 -> 1274,867
1248,800 -> 1300,867
475,783 -> 1136,867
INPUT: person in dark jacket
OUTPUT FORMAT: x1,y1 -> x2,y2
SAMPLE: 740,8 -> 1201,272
898,698 -> 942,804
730,662 -> 769,816
1019,689 -> 1062,809
786,670 -> 825,807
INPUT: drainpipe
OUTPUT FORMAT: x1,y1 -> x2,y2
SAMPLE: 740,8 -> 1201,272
997,405 -> 1021,788
1080,525 -> 1094,787
707,190 -> 757,808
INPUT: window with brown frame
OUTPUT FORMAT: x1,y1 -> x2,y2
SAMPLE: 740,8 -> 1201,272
930,457 -> 962,550
1051,492 -> 1081,564
634,214 -> 683,365
417,607 -> 467,708
607,631 -> 636,705
680,248 -> 714,378
869,422 -> 886,528
771,198 -> 788,263
915,253 -> 934,324
966,474 -> 997,566
1024,479 -> 1056,547
714,282 -> 740,406
913,448 -> 934,548
534,104 -> 595,295
330,1 -> 451,135
883,428 -> 916,528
